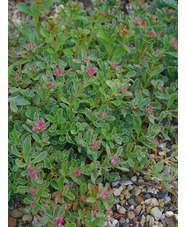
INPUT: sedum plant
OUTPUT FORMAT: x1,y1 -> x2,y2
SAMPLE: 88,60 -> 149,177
8,0 -> 178,226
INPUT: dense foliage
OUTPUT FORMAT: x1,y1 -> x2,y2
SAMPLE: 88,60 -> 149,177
8,0 -> 178,226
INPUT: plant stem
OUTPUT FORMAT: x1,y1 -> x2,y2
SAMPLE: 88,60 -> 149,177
57,86 -> 60,105
74,41 -> 80,59
107,46 -> 113,60
59,13 -> 73,57
33,1 -> 41,39
86,22 -> 96,56
51,34 -> 57,60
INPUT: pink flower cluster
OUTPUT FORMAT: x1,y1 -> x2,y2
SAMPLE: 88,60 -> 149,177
26,43 -> 37,51
27,165 -> 37,179
140,3 -> 148,10
147,104 -> 153,114
75,170 -> 80,176
159,83 -> 163,91
30,201 -> 35,207
91,140 -> 101,149
121,85 -> 128,92
101,112 -> 109,118
31,188 -> 37,195
148,30 -> 157,37
100,186 -> 110,200
82,57 -> 90,62
54,68 -> 63,76
55,216 -> 64,227
153,15 -> 159,23
171,37 -> 178,49
32,119 -> 46,132
86,68 -> 96,76
110,154 -> 120,164
43,81 -> 54,89
166,7 -> 176,13
134,17 -> 142,25
111,62 -> 118,67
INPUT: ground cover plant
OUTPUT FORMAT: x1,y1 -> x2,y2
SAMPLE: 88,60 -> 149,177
8,0 -> 178,226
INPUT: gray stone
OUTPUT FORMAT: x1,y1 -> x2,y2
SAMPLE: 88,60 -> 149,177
128,198 -> 137,206
132,187 -> 142,196
127,185 -> 134,191
165,211 -> 174,217
145,198 -> 159,206
140,215 -> 146,226
110,224 -> 115,227
150,207 -> 162,221
138,178 -> 145,183
113,187 -> 124,196
10,209 -> 24,218
131,176 -> 137,182
149,216 -> 155,227
22,213 -> 33,222
125,192 -> 131,200
121,180 -> 133,186
119,217 -> 125,225
112,181 -> 120,187
112,219 -> 118,225
164,196 -> 171,205
127,211 -> 135,220
117,206 -> 126,214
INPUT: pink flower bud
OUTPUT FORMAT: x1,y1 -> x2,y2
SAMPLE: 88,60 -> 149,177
55,216 -> 64,227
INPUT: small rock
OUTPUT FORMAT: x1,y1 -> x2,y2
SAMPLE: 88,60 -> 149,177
156,191 -> 166,199
110,224 -> 115,227
10,209 -> 24,218
112,219 -> 118,225
122,189 -> 129,195
132,187 -> 142,196
158,223 -> 163,227
127,185 -> 134,191
146,215 -> 151,222
158,199 -> 164,208
119,194 -> 125,200
129,205 -> 134,210
8,217 -> 17,227
138,178 -> 144,183
126,218 -> 129,223
144,222 -> 149,227
125,193 -> 131,200
145,198 -> 159,206
112,181 -> 120,187
104,221 -> 108,226
131,176 -> 137,182
174,214 -> 178,221
120,199 -> 126,206
167,150 -> 174,157
146,203 -> 154,214
140,215 -> 146,226
171,144 -> 178,149
119,217 -> 126,225
164,196 -> 171,205
112,205 -> 117,212
117,206 -> 126,214
135,196 -> 143,204
150,207 -> 162,221
121,180 -> 133,186
147,187 -> 159,194
149,216 -> 155,227
158,151 -> 165,156
145,193 -> 152,199
22,213 -> 33,222
128,198 -> 137,207
158,143 -> 166,151
136,205 -> 142,213
113,186 -> 125,196
165,211 -> 174,217
127,211 -> 135,220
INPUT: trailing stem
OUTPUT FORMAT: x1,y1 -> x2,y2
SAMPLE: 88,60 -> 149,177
51,34 -> 58,60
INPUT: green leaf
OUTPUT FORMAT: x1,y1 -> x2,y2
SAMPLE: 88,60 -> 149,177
23,137 -> 31,159
139,59 -> 150,71
15,159 -> 27,168
58,176 -> 65,192
139,139 -> 155,149
51,179 -> 59,190
86,197 -> 96,203
37,188 -> 44,196
116,147 -> 123,156
32,151 -> 47,163
166,94 -> 177,110
89,217 -> 102,226
16,3 -> 33,16
88,183 -> 96,197
43,205 -> 52,215
53,205 -> 60,218
62,185 -> 69,196
10,102 -> 18,113
80,183 -> 87,195
97,31 -> 109,43
65,192 -> 75,201
151,162 -> 163,174
42,0 -> 54,9
85,108 -> 94,122
125,71 -> 137,78
165,52 -> 178,58
11,145 -> 22,158
151,65 -> 164,77
128,158 -> 134,167
133,118 -> 142,137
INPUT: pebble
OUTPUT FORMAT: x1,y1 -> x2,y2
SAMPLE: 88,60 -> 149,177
158,199 -> 165,208
171,144 -> 178,149
174,214 -> 178,221
128,198 -> 138,207
122,189 -> 129,195
136,205 -> 142,213
119,217 -> 126,225
146,203 -> 154,214
146,215 -> 151,222
149,216 -> 155,227
127,211 -> 135,220
104,221 -> 107,226
22,213 -> 33,222
158,143 -> 166,151
135,196 -> 143,204
140,215 -> 146,226
158,224 -> 163,227
112,176 -> 121,187
127,185 -> 134,191
131,176 -> 137,182
129,205 -> 134,210
132,187 -> 142,196
144,222 -> 149,227
10,209 -> 24,218
147,187 -> 159,194
165,211 -> 174,217
166,150 -> 174,157
145,198 -> 159,206
119,194 -> 125,200
164,196 -> 171,205
117,206 -> 126,214
113,186 -> 125,196
112,219 -> 118,225
8,217 -> 17,227
110,224 -> 115,227
156,191 -> 166,199
121,180 -> 133,186
158,151 -> 165,156
150,207 -> 162,221
138,178 -> 145,183
125,193 -> 131,200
